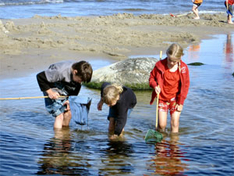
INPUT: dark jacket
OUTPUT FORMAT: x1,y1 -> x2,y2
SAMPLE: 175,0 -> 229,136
37,61 -> 81,96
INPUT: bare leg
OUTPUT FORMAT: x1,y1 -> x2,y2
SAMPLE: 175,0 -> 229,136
192,5 -> 200,19
119,128 -> 124,137
228,15 -> 233,24
158,111 -> 168,132
54,128 -> 64,139
54,113 -> 64,129
170,132 -> 179,142
108,117 -> 125,139
62,110 -> 72,127
54,110 -> 71,129
54,127 -> 71,139
108,117 -> 115,135
170,111 -> 181,133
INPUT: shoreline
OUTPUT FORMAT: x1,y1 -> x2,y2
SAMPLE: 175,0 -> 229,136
0,13 -> 234,80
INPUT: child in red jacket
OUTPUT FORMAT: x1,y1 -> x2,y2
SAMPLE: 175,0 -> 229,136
149,43 -> 190,134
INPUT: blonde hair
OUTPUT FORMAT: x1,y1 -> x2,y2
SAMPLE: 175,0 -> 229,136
166,43 -> 184,61
103,83 -> 123,105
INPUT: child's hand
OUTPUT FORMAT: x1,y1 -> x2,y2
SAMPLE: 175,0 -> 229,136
47,89 -> 60,99
97,99 -> 103,111
154,85 -> 161,94
176,104 -> 183,112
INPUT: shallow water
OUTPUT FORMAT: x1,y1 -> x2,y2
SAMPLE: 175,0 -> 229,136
0,0 -> 228,19
0,34 -> 234,175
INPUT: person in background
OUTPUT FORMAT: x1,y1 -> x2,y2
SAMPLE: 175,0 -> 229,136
97,82 -> 137,140
192,0 -> 203,19
37,60 -> 93,129
149,43 -> 190,134
224,0 -> 234,24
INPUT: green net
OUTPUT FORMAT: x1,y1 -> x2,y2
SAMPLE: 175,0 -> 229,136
144,129 -> 163,143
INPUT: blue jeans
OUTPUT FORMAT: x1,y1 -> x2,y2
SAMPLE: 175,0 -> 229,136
43,92 -> 67,117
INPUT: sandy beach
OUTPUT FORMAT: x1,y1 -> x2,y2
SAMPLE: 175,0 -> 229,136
0,13 -> 233,79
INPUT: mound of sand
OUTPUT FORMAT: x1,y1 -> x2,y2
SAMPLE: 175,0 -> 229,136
0,13 -> 233,79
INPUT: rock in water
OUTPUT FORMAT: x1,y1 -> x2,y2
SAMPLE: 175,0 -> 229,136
85,57 -> 158,90
188,62 -> 204,66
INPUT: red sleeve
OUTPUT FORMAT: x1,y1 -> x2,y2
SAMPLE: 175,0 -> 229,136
177,64 -> 190,105
149,65 -> 158,89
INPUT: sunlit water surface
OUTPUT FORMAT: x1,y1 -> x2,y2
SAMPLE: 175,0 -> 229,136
0,34 -> 233,175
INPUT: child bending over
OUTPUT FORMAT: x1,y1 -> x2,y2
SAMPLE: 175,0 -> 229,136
37,60 -> 93,129
97,82 -> 137,140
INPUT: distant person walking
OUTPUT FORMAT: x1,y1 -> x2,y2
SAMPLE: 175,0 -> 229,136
224,0 -> 234,24
192,0 -> 203,19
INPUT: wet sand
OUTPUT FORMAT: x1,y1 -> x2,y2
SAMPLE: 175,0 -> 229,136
0,13 -> 233,79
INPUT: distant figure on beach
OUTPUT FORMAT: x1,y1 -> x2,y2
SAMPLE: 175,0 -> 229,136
224,0 -> 234,24
36,60 -> 93,129
97,82 -> 137,140
192,0 -> 203,19
149,43 -> 190,134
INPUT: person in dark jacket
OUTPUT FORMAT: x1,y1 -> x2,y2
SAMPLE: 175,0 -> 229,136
97,82 -> 137,140
37,60 -> 93,129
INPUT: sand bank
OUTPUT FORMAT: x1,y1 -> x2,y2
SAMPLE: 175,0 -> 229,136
0,13 -> 233,79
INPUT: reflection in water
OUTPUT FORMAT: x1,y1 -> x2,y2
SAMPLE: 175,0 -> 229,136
37,128 -> 91,175
223,34 -> 234,69
99,141 -> 135,175
147,135 -> 188,175
188,44 -> 201,62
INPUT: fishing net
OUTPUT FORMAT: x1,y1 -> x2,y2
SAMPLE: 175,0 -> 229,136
144,129 -> 163,143
69,96 -> 92,125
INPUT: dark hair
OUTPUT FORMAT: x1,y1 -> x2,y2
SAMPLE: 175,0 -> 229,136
72,61 -> 93,83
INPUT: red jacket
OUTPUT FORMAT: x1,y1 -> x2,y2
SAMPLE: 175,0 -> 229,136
226,0 -> 234,5
149,58 -> 190,105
